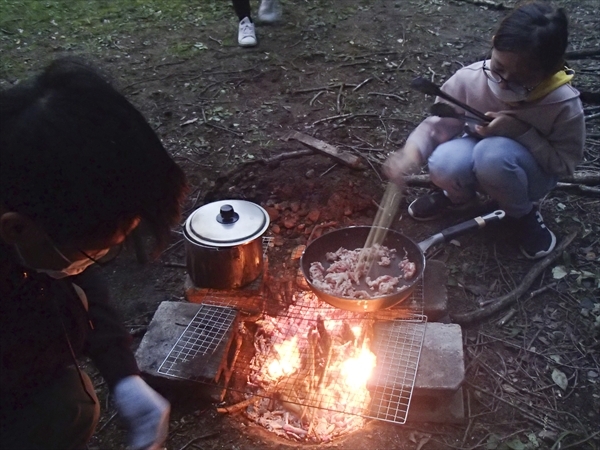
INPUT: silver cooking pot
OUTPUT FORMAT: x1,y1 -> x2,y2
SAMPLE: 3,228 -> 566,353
183,200 -> 270,289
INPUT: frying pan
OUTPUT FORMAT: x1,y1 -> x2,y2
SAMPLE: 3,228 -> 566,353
300,210 -> 505,312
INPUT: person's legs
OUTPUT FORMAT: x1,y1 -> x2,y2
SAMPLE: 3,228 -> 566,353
258,0 -> 282,23
232,0 -> 257,47
473,136 -> 558,258
0,366 -> 100,450
408,137 -> 479,220
232,0 -> 251,20
472,136 -> 557,217
428,136 -> 479,203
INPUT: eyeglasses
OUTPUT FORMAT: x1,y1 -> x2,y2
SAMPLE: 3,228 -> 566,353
482,59 -> 540,96
77,243 -> 123,267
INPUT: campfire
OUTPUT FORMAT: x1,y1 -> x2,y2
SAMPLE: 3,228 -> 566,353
245,291 -> 377,442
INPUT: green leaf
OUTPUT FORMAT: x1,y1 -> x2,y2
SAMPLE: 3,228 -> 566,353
506,438 -> 526,450
526,432 -> 540,448
485,434 -> 500,450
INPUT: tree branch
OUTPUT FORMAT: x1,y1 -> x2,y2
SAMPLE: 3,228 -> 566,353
451,231 -> 577,326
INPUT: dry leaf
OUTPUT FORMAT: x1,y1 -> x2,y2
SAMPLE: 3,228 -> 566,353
552,368 -> 568,391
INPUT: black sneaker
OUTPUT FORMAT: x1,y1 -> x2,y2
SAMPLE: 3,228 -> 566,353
408,191 -> 453,221
517,207 -> 556,259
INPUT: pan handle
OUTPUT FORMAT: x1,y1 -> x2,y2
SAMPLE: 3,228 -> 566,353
417,210 -> 505,253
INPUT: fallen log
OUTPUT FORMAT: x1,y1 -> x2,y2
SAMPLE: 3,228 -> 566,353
450,231 -> 577,327
404,172 -> 600,188
281,131 -> 365,169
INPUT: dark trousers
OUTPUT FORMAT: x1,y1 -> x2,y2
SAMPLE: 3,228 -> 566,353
0,366 -> 100,450
232,0 -> 252,21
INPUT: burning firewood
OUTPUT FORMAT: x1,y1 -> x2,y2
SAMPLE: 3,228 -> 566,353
241,291 -> 378,443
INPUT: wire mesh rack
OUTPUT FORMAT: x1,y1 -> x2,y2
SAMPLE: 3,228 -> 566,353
157,304 -> 238,380
367,317 -> 426,423
243,289 -> 426,426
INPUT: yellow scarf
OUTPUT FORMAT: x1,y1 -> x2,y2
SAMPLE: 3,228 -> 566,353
526,67 -> 574,102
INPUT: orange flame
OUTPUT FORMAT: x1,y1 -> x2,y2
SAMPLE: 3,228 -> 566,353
267,336 -> 301,379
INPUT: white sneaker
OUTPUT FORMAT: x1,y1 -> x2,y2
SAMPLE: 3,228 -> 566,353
258,0 -> 282,23
238,17 -> 257,47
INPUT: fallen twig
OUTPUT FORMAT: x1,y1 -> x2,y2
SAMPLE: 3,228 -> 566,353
281,131 -> 365,169
352,78 -> 372,92
558,430 -> 600,450
467,382 -> 561,432
216,395 -> 259,414
451,232 -> 577,326
452,0 -> 511,10
336,83 -> 344,114
404,172 -> 600,187
368,92 -> 408,102
96,411 -> 118,434
309,90 -> 326,106
201,108 -> 243,137
311,112 -> 382,126
478,282 -> 556,307
554,182 -> 600,197
177,432 -> 220,450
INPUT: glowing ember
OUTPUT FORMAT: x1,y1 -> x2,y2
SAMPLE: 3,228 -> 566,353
245,291 -> 377,442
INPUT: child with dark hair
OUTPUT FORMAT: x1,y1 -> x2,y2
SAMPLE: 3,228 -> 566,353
0,59 -> 188,449
233,0 -> 282,47
384,1 -> 584,260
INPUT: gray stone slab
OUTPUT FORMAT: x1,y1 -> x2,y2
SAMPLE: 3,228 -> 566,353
135,301 -> 235,382
416,322 -> 464,394
370,321 -> 464,394
422,260 -> 448,321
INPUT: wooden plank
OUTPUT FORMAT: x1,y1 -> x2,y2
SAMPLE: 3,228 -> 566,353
282,131 -> 365,169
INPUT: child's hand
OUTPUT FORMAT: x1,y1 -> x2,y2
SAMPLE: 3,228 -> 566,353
475,112 -> 530,138
383,142 -> 422,186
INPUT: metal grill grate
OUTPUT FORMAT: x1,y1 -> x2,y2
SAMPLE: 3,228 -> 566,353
244,290 -> 426,430
158,304 -> 237,380
367,317 -> 426,423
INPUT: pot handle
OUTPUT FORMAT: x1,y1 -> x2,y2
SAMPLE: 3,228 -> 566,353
417,210 -> 505,253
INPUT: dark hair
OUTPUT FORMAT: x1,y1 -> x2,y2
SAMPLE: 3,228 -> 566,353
0,58 -> 188,251
493,1 -> 569,74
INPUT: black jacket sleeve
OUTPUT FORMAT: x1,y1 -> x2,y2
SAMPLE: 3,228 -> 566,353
72,266 -> 139,389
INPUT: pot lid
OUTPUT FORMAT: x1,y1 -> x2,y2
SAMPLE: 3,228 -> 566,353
184,199 -> 270,247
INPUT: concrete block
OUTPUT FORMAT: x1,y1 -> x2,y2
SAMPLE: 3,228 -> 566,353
422,260 -> 448,321
416,322 -> 464,395
135,301 -> 235,382
369,321 -> 464,423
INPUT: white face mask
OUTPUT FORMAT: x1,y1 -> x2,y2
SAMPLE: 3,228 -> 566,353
487,78 -> 529,103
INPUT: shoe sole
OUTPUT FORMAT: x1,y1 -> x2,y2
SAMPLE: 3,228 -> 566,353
519,229 -> 557,260
407,204 -> 443,221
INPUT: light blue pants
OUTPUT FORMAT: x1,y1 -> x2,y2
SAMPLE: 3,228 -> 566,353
427,136 -> 558,218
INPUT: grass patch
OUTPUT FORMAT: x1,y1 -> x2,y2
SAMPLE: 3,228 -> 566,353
0,0 -> 231,78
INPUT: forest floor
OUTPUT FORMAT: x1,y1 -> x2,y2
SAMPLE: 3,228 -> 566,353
1,1 -> 599,449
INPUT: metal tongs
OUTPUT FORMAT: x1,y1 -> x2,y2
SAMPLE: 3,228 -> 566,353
429,102 -> 486,125
410,77 -> 492,123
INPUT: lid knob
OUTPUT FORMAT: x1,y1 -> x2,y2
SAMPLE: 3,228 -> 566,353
217,204 -> 239,224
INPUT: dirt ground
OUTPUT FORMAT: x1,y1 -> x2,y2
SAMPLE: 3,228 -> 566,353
2,0 -> 599,449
